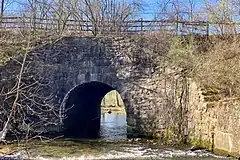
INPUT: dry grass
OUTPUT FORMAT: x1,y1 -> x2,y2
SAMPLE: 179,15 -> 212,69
1,29 -> 240,97
0,30 -> 26,65
167,35 -> 240,97
0,30 -> 59,65
198,38 -> 240,96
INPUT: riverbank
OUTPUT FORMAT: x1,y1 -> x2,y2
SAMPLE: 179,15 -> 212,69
0,139 -> 230,160
101,108 -> 125,112
0,110 -> 237,160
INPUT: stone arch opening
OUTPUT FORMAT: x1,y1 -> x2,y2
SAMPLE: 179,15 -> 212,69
60,81 -> 126,139
100,90 -> 126,140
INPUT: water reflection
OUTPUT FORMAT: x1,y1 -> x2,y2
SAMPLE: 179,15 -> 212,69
100,111 -> 127,141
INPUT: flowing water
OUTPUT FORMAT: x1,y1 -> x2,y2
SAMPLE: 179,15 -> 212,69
2,112 -> 232,160
99,111 -> 127,141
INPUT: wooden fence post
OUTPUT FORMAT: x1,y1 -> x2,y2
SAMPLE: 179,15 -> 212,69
140,18 -> 143,33
176,13 -> 179,36
206,21 -> 209,38
86,22 -> 89,32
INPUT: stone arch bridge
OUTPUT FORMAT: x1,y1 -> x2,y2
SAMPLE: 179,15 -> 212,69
0,36 -> 186,139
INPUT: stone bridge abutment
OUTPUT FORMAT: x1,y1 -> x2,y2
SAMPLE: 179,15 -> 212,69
1,35 -> 240,157
0,35 -> 186,140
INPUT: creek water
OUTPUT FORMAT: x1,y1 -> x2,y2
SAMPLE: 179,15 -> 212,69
99,111 -> 127,141
24,111 -> 230,160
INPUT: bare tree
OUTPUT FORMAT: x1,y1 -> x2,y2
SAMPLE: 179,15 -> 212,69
1,0 -> 14,18
1,0 -> 4,18
0,47 -> 59,141
67,0 -> 142,35
0,21 -> 60,142
155,0 -> 191,35
186,0 -> 196,21
0,31 -> 31,141
204,0 -> 236,35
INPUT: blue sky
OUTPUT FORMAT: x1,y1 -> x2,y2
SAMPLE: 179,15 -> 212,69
135,0 -> 207,19
4,0 -> 216,20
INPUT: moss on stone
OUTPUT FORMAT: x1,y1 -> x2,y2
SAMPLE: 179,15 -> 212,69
152,131 -> 163,140
189,138 -> 212,150
163,127 -> 175,142
152,127 -> 178,144
201,88 -> 220,96
214,148 -> 240,158
213,148 -> 231,157
204,95 -> 221,102
206,102 -> 217,108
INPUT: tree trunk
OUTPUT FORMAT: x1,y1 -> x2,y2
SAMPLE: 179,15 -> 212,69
1,0 -> 4,18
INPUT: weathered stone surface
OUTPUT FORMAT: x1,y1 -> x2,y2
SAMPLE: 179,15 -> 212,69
188,81 -> 240,157
0,35 -> 236,157
0,35 -> 186,139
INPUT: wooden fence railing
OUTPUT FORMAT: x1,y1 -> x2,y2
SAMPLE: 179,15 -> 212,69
0,16 -> 240,35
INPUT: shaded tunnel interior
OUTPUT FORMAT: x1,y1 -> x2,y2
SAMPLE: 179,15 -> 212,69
63,81 -> 117,138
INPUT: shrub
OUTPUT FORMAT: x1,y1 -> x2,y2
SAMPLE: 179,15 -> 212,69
167,35 -> 240,97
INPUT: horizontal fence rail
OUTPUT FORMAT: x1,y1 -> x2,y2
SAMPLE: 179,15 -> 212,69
0,16 -> 239,35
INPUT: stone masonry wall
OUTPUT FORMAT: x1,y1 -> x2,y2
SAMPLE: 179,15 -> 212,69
0,35 -> 186,140
188,81 -> 240,157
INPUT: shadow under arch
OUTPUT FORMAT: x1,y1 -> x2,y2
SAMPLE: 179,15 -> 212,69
59,81 -> 125,138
